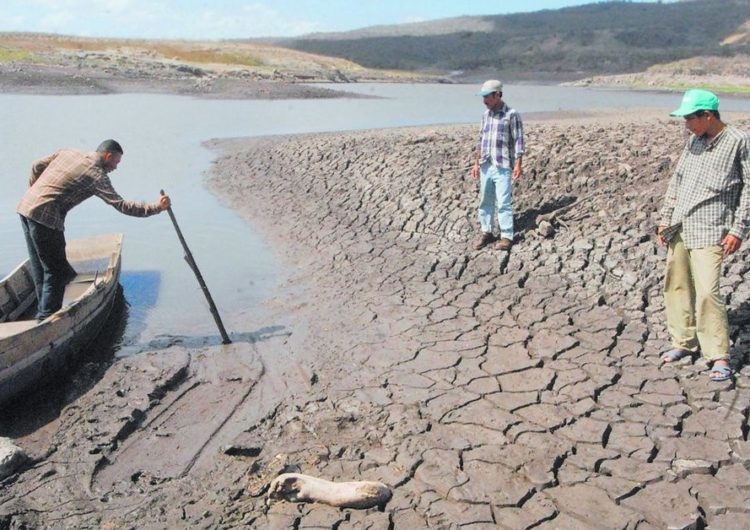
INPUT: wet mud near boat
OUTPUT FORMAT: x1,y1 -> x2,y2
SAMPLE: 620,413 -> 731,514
0,288 -> 127,442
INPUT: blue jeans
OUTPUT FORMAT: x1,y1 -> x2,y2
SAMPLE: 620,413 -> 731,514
20,215 -> 77,319
478,162 -> 513,239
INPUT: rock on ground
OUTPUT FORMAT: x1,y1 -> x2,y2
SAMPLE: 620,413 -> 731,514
0,438 -> 25,480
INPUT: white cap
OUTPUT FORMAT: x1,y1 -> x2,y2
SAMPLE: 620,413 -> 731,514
477,79 -> 503,96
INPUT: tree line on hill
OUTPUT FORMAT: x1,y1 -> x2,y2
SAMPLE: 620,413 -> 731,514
274,0 -> 750,79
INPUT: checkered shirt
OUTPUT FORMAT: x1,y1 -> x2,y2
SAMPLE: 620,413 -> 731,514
17,149 -> 161,231
477,102 -> 525,169
660,125 -> 750,249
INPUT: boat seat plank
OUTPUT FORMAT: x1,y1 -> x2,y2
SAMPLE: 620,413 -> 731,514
1,261 -> 35,322
0,275 -> 97,324
0,289 -> 15,322
70,258 -> 110,275
63,278 -> 95,304
0,320 -> 38,339
6,268 -> 34,300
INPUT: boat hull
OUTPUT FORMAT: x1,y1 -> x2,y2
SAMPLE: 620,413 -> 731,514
0,234 -> 123,406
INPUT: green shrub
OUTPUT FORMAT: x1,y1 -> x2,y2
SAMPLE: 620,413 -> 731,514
0,47 -> 33,63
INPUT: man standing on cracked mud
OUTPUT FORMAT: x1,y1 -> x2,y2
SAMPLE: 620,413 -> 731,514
471,79 -> 525,251
657,89 -> 750,382
17,139 -> 171,321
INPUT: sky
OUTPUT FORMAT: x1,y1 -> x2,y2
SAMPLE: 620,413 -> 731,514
0,0 -> 674,40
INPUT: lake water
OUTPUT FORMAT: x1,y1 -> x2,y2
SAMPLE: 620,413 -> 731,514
2,83 -> 750,354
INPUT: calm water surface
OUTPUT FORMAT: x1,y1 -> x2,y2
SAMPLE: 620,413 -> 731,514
2,83 -> 749,353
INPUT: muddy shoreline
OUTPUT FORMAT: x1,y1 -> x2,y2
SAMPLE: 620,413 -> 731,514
3,112 -> 750,528
0,62 -> 372,99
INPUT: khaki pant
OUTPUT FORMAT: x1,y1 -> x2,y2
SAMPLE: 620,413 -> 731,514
664,234 -> 729,361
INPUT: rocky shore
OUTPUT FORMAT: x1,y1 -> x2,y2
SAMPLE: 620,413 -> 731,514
3,113 -> 750,528
0,34 -> 438,99
568,55 -> 750,95
0,60 -> 375,99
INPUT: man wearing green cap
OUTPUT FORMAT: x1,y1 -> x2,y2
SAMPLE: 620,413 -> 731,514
657,89 -> 750,381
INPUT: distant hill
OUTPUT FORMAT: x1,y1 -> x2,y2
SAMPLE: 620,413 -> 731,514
300,16 -> 495,40
0,32 -> 435,85
274,0 -> 750,80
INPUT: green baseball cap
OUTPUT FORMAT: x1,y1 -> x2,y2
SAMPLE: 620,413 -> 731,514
670,89 -> 720,117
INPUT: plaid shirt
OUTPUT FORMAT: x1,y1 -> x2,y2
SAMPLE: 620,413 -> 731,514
660,125 -> 750,249
477,102 -> 525,169
17,149 -> 161,231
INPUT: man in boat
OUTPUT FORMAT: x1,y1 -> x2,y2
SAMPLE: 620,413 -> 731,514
656,89 -> 750,382
470,79 -> 525,251
16,139 -> 170,321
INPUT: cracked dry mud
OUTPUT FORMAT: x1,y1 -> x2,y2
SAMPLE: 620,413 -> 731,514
3,113 -> 750,529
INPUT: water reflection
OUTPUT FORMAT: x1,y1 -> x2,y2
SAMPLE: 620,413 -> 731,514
116,269 -> 290,355
117,270 -> 161,353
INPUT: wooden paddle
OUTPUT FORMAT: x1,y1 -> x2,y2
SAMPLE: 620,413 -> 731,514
160,190 -> 231,344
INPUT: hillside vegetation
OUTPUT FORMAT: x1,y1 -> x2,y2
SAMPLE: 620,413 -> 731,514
0,32 -> 429,83
277,0 -> 750,80
2,2 -> 749,95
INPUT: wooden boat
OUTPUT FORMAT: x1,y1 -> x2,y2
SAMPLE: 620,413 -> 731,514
0,233 -> 123,406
